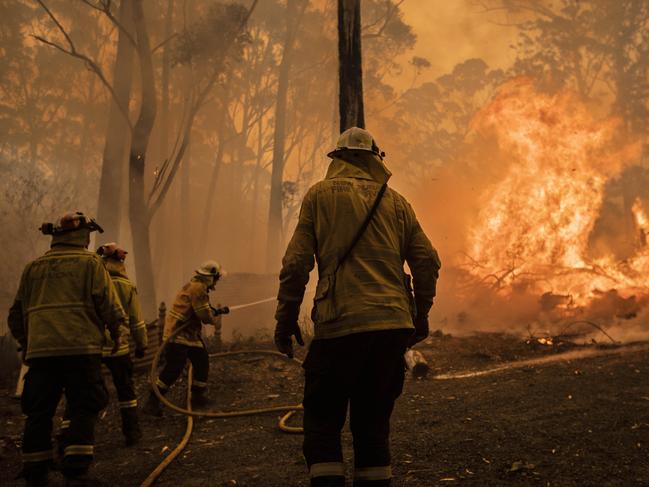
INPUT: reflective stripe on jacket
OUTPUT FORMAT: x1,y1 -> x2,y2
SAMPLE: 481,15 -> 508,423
163,276 -> 219,348
7,244 -> 127,360
276,155 -> 441,340
101,260 -> 148,357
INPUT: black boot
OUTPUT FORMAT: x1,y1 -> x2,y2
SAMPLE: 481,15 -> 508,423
190,388 -> 213,410
64,473 -> 110,487
18,462 -> 51,487
16,468 -> 50,487
120,408 -> 143,446
311,476 -> 346,487
143,390 -> 164,417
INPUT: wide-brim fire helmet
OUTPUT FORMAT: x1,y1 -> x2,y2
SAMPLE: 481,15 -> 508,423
40,211 -> 104,235
97,242 -> 128,262
326,127 -> 385,160
196,260 -> 226,280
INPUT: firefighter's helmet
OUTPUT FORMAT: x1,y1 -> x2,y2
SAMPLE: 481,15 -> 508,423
195,260 -> 225,279
327,127 -> 385,160
97,243 -> 128,262
40,212 -> 104,235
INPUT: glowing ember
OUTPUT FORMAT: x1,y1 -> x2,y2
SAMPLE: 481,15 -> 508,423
467,78 -> 648,304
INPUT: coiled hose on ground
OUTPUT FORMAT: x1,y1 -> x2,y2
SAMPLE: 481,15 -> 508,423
139,322 -> 304,486
148,321 -> 304,424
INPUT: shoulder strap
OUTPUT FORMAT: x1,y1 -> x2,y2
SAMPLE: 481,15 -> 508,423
334,182 -> 388,275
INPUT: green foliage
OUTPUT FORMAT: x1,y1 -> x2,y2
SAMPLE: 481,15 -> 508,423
503,0 -> 649,130
390,58 -> 504,179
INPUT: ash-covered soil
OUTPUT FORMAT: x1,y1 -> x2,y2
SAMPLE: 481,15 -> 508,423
1,332 -> 648,486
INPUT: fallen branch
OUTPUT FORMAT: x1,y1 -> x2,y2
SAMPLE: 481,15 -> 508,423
559,320 -> 618,344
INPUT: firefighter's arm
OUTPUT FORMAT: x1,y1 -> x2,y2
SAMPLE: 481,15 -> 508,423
91,258 -> 126,347
191,289 -> 219,328
128,286 -> 148,356
274,190 -> 315,357
404,203 -> 441,343
8,268 -> 28,351
276,189 -> 316,322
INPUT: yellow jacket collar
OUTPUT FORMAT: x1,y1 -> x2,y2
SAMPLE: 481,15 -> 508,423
191,275 -> 213,287
50,229 -> 90,248
103,259 -> 129,279
325,155 -> 391,184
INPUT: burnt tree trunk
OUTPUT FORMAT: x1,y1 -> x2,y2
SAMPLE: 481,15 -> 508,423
266,0 -> 303,272
338,0 -> 364,131
129,0 -> 157,316
96,0 -> 134,242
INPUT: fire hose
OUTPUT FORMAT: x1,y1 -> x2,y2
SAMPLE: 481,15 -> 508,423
148,296 -> 305,422
139,366 -> 194,487
140,296 -> 305,486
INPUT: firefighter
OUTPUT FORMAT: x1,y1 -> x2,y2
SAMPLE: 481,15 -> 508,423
144,261 -> 230,416
274,127 -> 441,487
8,212 -> 127,486
61,243 -> 147,447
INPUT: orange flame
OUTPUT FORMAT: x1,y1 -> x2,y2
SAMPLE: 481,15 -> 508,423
466,78 -> 647,304
633,198 -> 648,230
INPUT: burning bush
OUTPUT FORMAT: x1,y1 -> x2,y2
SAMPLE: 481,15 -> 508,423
423,77 -> 649,336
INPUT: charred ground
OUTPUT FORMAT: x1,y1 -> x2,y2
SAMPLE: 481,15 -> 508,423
1,333 -> 648,486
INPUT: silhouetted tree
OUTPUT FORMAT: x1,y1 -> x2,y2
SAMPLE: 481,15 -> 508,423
338,0 -> 364,130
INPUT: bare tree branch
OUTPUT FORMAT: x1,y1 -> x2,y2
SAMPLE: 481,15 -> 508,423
32,35 -> 133,131
34,0 -> 75,51
147,0 -> 261,213
362,0 -> 405,39
32,0 -> 133,130
152,32 -> 179,54
80,0 -> 138,47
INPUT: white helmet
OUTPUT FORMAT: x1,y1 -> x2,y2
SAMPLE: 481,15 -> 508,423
327,127 -> 385,160
195,260 -> 225,279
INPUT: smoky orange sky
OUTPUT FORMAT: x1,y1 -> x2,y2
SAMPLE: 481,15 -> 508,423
399,1 -> 517,80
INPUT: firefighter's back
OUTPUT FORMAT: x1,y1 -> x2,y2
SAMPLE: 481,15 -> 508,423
8,213 -> 128,485
22,247 -> 107,359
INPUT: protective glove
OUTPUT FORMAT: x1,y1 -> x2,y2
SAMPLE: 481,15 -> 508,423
274,300 -> 304,358
274,321 -> 304,359
134,347 -> 146,359
407,315 -> 429,348
407,297 -> 432,348
211,305 -> 230,315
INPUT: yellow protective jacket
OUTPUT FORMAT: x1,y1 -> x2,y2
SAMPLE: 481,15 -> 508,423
164,276 -> 220,348
276,155 -> 441,340
7,240 -> 127,361
101,260 -> 148,357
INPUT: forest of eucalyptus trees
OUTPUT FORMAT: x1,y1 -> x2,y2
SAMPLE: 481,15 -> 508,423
2,0 -> 649,327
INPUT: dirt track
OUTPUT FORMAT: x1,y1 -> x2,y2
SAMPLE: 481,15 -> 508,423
1,333 -> 649,486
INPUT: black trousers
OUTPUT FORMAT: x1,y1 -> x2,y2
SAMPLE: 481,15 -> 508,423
103,354 -> 137,409
63,354 -> 138,439
21,355 -> 108,480
302,329 -> 410,487
157,342 -> 209,393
